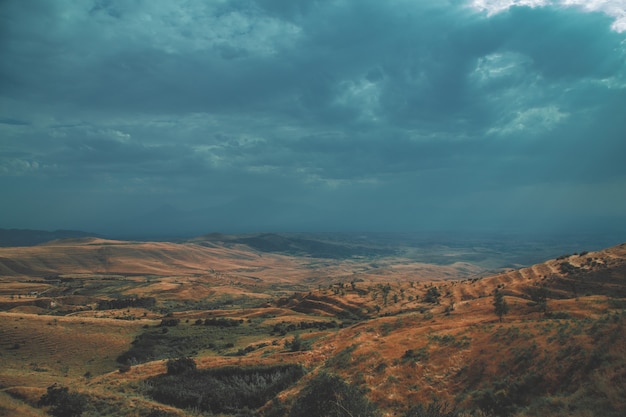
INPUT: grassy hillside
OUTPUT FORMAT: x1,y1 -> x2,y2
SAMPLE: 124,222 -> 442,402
0,239 -> 624,416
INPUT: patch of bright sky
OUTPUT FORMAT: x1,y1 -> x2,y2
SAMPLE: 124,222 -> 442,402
470,0 -> 626,31
88,1 -> 302,56
487,105 -> 569,135
334,77 -> 383,122
471,52 -> 533,85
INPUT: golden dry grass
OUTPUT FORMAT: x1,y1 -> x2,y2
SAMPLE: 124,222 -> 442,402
0,390 -> 47,417
0,240 -> 624,416
0,239 -> 489,284
0,313 -> 143,384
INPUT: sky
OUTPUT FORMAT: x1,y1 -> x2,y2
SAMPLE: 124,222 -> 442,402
1,0 -> 626,238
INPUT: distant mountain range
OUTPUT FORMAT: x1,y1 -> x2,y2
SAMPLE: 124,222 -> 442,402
192,232 -> 397,259
0,228 -> 100,247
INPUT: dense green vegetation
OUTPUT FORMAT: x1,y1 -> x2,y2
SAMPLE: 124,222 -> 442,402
288,372 -> 379,417
454,312 -> 626,417
117,319 -> 266,364
39,384 -> 88,417
96,297 -> 156,310
146,362 -> 306,415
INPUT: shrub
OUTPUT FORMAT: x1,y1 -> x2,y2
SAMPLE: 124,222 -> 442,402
325,344 -> 358,369
39,384 -> 88,417
402,347 -> 429,363
493,289 -> 509,322
424,287 -> 441,304
527,286 -> 548,315
404,401 -> 459,417
118,364 -> 131,373
96,297 -> 156,310
146,410 -> 177,417
284,334 -> 310,352
204,317 -> 242,327
288,372 -> 379,417
166,357 -> 196,375
547,311 -> 571,320
471,373 -> 545,416
159,318 -> 180,327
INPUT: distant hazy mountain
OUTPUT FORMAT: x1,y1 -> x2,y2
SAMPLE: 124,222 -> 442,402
113,198 -> 338,239
192,232 -> 397,258
0,228 -> 99,247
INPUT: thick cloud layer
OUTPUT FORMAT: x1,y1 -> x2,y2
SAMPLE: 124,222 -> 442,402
1,0 -> 625,236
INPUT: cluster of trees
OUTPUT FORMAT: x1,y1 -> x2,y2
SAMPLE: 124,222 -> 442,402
147,360 -> 306,415
148,360 -> 466,417
272,320 -> 338,335
166,357 -> 197,375
96,297 -> 156,310
39,384 -> 88,417
493,284 -> 551,322
471,373 -> 545,416
159,318 -> 180,327
196,317 -> 243,327
116,330 -> 187,365
284,334 -> 310,352
424,286 -> 441,304
559,261 -> 580,275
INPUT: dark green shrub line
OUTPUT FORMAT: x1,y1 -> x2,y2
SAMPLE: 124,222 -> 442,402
96,297 -> 156,310
147,363 -> 306,415
272,320 -> 340,335
201,317 -> 243,327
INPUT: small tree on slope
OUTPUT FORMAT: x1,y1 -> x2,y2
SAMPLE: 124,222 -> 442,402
493,289 -> 509,322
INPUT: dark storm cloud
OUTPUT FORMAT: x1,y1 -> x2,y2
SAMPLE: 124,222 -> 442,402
493,7 -> 624,79
1,0 -> 625,234
0,118 -> 29,126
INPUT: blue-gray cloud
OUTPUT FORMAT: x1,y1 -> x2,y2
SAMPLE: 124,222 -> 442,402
1,0 -> 625,236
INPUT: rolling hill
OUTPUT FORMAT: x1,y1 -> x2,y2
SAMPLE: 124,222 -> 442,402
0,229 -> 100,248
0,237 -> 624,417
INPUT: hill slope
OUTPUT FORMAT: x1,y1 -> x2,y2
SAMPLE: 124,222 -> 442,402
0,240 -> 624,417
0,228 -> 99,247
0,236 -> 488,284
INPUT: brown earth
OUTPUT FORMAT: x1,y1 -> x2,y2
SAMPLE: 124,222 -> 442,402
0,239 -> 624,416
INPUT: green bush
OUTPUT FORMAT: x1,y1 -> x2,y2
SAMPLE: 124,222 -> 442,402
325,344 -> 358,369
471,372 -> 544,416
147,364 -> 305,415
166,357 -> 196,375
404,401 -> 458,417
284,334 -> 310,352
288,372 -> 379,417
39,384 -> 88,417
424,287 -> 441,304
402,347 -> 429,363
